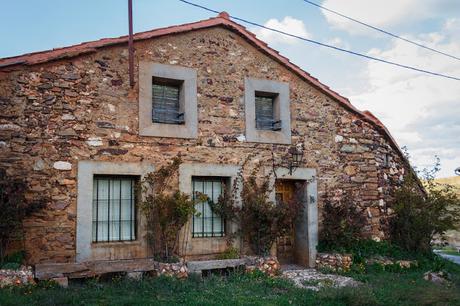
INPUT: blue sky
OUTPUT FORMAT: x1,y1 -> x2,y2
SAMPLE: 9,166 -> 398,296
1,0 -> 460,177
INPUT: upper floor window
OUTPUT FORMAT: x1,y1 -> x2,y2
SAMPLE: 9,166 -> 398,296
244,77 -> 291,144
383,153 -> 392,168
139,62 -> 197,139
255,93 -> 281,131
152,78 -> 184,124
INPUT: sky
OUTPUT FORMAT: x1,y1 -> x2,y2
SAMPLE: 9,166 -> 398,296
1,0 -> 459,177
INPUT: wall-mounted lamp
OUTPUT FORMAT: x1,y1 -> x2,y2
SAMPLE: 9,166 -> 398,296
288,145 -> 304,175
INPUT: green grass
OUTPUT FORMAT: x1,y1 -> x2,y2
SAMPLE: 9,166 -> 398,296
441,250 -> 460,257
1,261 -> 460,306
437,246 -> 460,257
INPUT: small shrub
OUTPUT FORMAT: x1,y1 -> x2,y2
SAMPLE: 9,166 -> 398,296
1,262 -> 21,270
240,172 -> 301,256
390,158 -> 460,254
216,246 -> 239,260
318,190 -> 367,251
140,156 -> 202,261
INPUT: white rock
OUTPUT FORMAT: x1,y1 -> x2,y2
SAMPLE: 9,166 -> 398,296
61,114 -> 75,120
334,135 -> 343,142
229,109 -> 238,117
236,134 -> 246,142
0,124 -> 21,131
33,159 -> 46,171
107,103 -> 116,112
53,161 -> 72,170
86,137 -> 103,147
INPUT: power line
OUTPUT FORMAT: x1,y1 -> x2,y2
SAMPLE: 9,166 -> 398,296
178,0 -> 460,81
303,0 -> 460,62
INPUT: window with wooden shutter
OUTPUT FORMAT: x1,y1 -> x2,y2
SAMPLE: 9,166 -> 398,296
92,176 -> 137,242
192,177 -> 226,238
152,78 -> 184,124
255,93 -> 281,131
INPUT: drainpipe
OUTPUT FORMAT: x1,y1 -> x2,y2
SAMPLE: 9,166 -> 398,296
128,0 -> 134,87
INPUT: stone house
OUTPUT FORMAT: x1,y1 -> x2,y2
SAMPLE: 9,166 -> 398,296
0,12 -> 408,274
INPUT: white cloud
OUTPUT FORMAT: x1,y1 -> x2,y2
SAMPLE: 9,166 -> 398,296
321,0 -> 460,35
252,16 -> 311,45
349,19 -> 460,177
325,37 -> 350,50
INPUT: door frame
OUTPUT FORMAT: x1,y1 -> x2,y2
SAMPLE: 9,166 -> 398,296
268,167 -> 317,267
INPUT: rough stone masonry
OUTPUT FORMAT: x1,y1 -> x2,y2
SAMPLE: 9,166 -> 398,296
0,16 -> 408,265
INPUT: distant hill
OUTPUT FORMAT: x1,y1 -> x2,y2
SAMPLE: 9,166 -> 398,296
434,176 -> 460,197
434,176 -> 460,247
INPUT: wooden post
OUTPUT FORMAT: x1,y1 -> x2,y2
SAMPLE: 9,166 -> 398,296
128,0 -> 134,87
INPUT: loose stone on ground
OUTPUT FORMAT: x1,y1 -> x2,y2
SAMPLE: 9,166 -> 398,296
282,269 -> 360,291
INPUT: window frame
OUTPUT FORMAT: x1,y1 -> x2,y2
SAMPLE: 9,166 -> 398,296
76,161 -> 154,262
191,176 -> 227,238
139,62 -> 197,139
92,175 -> 138,243
244,77 -> 291,144
178,163 -> 242,256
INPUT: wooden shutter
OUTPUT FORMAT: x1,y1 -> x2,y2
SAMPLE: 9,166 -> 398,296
152,83 -> 182,124
255,95 -> 274,130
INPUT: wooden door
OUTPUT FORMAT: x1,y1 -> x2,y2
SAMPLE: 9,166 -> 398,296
275,180 -> 296,264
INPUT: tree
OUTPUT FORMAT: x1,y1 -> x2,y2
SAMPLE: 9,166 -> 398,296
390,158 -> 460,254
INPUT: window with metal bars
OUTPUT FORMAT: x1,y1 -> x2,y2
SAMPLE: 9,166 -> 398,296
192,177 -> 226,238
92,176 -> 137,242
152,77 -> 184,124
255,94 -> 281,131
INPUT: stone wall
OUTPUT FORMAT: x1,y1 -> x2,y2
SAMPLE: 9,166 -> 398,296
316,253 -> 353,272
0,25 -> 407,264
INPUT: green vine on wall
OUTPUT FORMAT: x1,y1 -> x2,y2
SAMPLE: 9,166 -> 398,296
139,156 -> 205,261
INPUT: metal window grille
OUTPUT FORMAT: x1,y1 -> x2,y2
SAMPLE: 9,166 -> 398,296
92,176 -> 137,242
383,154 -> 391,168
255,95 -> 281,130
152,79 -> 184,124
192,177 -> 225,238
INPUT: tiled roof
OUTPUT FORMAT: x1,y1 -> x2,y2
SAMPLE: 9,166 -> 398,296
0,12 -> 402,156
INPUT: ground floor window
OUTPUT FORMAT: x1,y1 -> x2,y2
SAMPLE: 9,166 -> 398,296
192,177 -> 226,238
92,176 -> 137,242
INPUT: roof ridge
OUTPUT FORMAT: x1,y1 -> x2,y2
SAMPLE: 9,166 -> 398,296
0,15 -> 219,66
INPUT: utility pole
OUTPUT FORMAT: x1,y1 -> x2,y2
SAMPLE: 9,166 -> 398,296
128,0 -> 134,87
